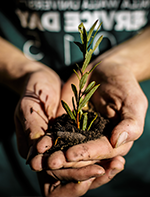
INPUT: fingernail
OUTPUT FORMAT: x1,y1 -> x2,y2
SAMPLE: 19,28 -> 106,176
96,169 -> 105,177
115,132 -> 128,148
109,168 -> 119,177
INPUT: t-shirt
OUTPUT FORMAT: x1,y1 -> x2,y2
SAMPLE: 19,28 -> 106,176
1,0 -> 150,73
0,0 -> 150,196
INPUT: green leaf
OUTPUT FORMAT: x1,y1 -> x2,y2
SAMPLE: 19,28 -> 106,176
87,20 -> 98,42
78,84 -> 100,112
76,63 -> 83,75
93,35 -> 103,52
73,69 -> 80,80
82,81 -> 95,95
88,61 -> 101,74
78,22 -> 87,57
72,97 -> 76,112
71,84 -> 78,102
88,113 -> 98,131
82,49 -> 93,72
79,96 -> 83,106
61,100 -> 76,121
78,23 -> 84,43
79,72 -> 88,90
82,112 -> 88,131
73,109 -> 76,117
74,41 -> 84,53
88,22 -> 102,49
82,26 -> 87,56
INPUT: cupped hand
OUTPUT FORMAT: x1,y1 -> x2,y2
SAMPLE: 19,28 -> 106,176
14,62 -> 99,173
90,60 -> 148,148
14,63 -> 61,162
64,59 -> 148,163
29,60 -> 127,197
37,156 -> 125,197
54,58 -> 147,165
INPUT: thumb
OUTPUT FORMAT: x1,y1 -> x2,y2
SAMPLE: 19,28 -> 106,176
110,89 -> 148,148
110,117 -> 144,148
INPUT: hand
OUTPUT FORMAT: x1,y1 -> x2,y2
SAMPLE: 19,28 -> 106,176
30,61 -> 126,197
26,60 -> 136,171
37,156 -> 125,197
49,58 -> 147,167
91,60 -> 148,148
51,61 -> 137,166
64,60 -> 148,163
33,61 -> 131,197
14,63 -> 61,167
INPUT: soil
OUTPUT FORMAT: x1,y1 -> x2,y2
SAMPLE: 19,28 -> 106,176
47,107 -> 114,154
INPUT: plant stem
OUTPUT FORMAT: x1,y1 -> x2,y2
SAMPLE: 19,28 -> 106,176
77,112 -> 80,129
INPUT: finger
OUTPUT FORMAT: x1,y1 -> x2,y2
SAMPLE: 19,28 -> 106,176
89,156 -> 125,190
47,151 -> 66,169
65,137 -> 113,162
30,141 -> 132,172
65,137 -> 133,162
30,153 -> 43,171
38,170 -> 94,197
18,97 -> 48,142
111,119 -> 140,148
29,149 -> 98,172
34,82 -> 60,119
36,134 -> 53,154
110,86 -> 148,148
17,75 -> 61,142
111,109 -> 146,148
47,150 -> 100,170
22,98 -> 57,162
15,100 -> 47,159
48,178 -> 94,197
47,164 -> 105,181
26,69 -> 61,120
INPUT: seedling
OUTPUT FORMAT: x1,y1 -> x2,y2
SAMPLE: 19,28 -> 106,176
61,20 -> 103,131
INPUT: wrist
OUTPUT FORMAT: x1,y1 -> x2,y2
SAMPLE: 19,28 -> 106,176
1,60 -> 45,95
92,48 -> 144,83
92,26 -> 150,82
3,59 -> 61,96
0,37 -> 47,93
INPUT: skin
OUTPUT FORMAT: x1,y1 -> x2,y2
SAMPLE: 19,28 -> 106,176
15,68 -> 61,158
0,37 -> 125,195
0,26 -> 150,196
33,27 -> 149,196
37,156 -> 125,197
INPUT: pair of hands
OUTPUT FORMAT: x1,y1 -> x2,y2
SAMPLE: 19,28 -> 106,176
14,60 -> 147,197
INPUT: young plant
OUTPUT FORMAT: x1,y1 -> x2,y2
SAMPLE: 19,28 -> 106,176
61,20 -> 103,131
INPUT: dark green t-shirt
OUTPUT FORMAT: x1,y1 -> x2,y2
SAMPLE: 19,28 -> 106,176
1,0 -> 150,73
0,0 -> 150,196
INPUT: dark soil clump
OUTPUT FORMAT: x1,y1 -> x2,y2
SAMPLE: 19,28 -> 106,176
47,110 -> 113,154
